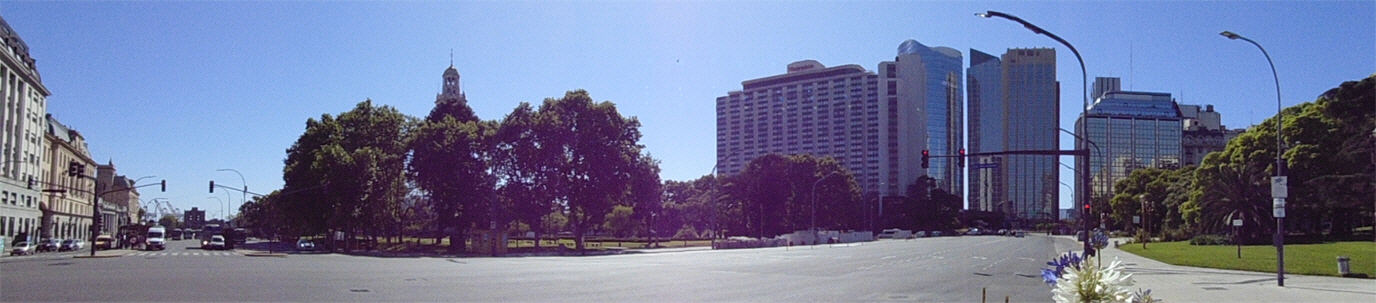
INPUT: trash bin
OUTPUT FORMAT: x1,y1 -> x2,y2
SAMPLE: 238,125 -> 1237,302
1337,256 -> 1351,275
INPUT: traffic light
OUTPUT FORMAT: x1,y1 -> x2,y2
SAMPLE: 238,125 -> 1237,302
161,180 -> 167,192
958,149 -> 966,168
26,176 -> 33,190
68,161 -> 79,177
921,150 -> 930,169
209,180 -> 215,193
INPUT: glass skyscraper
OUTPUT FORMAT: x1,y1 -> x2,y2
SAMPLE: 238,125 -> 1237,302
1076,91 -> 1182,202
879,40 -> 963,196
966,49 -> 1002,212
1002,48 -> 1058,222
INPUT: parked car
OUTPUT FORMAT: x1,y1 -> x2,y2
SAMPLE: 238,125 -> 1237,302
94,235 -> 115,250
37,238 -> 60,252
1014,230 -> 1026,238
10,241 -> 34,256
965,228 -> 982,236
296,238 -> 315,251
997,229 -> 1009,236
59,239 -> 85,251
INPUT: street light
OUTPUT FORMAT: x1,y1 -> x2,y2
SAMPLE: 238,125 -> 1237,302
217,168 -> 246,218
710,152 -> 739,247
978,10 -> 1091,255
208,197 -> 225,221
1221,30 -> 1286,287
811,171 -> 840,245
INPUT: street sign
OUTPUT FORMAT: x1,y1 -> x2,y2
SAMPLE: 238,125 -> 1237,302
1273,198 -> 1286,218
971,163 -> 999,169
1232,219 -> 1243,227
1133,216 -> 1140,224
1271,176 -> 1288,199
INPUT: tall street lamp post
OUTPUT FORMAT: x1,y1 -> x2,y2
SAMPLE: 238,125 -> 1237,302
979,10 -> 1091,255
217,169 -> 246,218
1220,30 -> 1286,287
811,171 -> 840,245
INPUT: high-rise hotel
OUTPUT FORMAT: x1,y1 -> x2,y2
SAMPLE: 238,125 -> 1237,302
715,40 -> 963,196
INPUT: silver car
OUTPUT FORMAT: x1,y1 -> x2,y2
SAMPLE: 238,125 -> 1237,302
10,241 -> 34,256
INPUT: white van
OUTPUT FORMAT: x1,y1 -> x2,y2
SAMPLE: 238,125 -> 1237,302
146,226 -> 166,251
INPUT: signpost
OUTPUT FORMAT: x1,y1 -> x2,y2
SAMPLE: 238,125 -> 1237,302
1272,176 -> 1287,285
1233,218 -> 1244,259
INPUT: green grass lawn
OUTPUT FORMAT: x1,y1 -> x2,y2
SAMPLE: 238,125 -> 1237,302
1119,241 -> 1375,278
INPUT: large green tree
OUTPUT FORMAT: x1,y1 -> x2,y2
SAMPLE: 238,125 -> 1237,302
1183,74 -> 1374,241
722,154 -> 863,237
409,93 -> 494,252
281,100 -> 412,249
534,90 -> 647,253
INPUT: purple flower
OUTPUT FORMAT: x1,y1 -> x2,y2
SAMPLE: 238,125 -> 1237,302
1041,251 -> 1084,286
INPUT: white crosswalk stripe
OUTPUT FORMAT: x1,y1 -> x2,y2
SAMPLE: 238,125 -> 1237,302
131,251 -> 236,257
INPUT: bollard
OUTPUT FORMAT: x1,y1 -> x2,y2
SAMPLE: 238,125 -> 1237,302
1337,256 -> 1351,275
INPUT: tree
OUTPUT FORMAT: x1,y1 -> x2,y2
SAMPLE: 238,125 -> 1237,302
533,90 -> 646,254
282,100 -> 412,250
157,214 -> 180,229
603,205 -> 638,238
493,102 -> 555,248
1182,74 -> 1375,242
722,154 -> 863,237
409,92 -> 494,252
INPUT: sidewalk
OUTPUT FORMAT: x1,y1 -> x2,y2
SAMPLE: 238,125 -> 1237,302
1083,237 -> 1376,302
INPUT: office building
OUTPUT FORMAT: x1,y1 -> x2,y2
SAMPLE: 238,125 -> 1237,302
1076,91 -> 1183,201
1180,104 -> 1243,166
966,49 -> 1003,212
184,207 -> 205,229
0,15 -> 50,242
41,114 -> 97,240
96,162 -> 140,229
1002,48 -> 1059,221
1091,77 -> 1121,100
715,60 -> 890,194
878,39 -> 963,196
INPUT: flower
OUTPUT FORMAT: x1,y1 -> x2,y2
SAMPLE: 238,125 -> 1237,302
1050,257 -> 1137,303
1043,251 -> 1084,286
1130,288 -> 1156,303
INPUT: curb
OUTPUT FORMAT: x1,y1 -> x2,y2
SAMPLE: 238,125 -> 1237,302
73,254 -> 122,258
244,253 -> 287,257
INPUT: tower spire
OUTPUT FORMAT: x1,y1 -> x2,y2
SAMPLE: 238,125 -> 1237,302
449,49 -> 453,67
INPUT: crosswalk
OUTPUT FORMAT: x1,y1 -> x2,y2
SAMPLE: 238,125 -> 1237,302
129,251 -> 238,257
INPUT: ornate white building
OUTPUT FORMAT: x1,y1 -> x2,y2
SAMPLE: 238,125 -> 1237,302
0,15 -> 51,243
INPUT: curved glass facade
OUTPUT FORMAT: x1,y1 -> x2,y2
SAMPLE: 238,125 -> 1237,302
893,40 -> 963,196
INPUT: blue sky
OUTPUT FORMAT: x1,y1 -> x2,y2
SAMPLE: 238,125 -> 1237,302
1,1 -> 1371,219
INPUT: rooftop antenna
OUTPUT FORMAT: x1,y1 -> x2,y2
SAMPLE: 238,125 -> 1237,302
449,49 -> 454,67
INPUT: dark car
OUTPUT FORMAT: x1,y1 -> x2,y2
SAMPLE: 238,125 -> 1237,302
37,238 -> 60,252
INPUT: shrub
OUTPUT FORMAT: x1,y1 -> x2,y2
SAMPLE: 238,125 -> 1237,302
1189,234 -> 1231,245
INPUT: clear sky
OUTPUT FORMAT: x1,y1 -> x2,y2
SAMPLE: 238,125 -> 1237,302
1,1 -> 1371,220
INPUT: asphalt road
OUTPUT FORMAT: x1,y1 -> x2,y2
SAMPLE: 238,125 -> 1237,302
1,234 -> 1081,302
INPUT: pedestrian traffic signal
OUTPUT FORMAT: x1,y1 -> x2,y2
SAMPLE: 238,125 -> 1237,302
958,149 -> 966,168
921,150 -> 930,169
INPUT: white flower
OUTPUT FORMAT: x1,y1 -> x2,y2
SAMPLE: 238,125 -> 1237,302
1051,257 -> 1137,303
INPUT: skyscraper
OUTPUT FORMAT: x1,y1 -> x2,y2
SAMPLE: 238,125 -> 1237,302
1076,91 -> 1182,201
878,40 -> 963,196
966,49 -> 1003,212
1002,48 -> 1058,222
